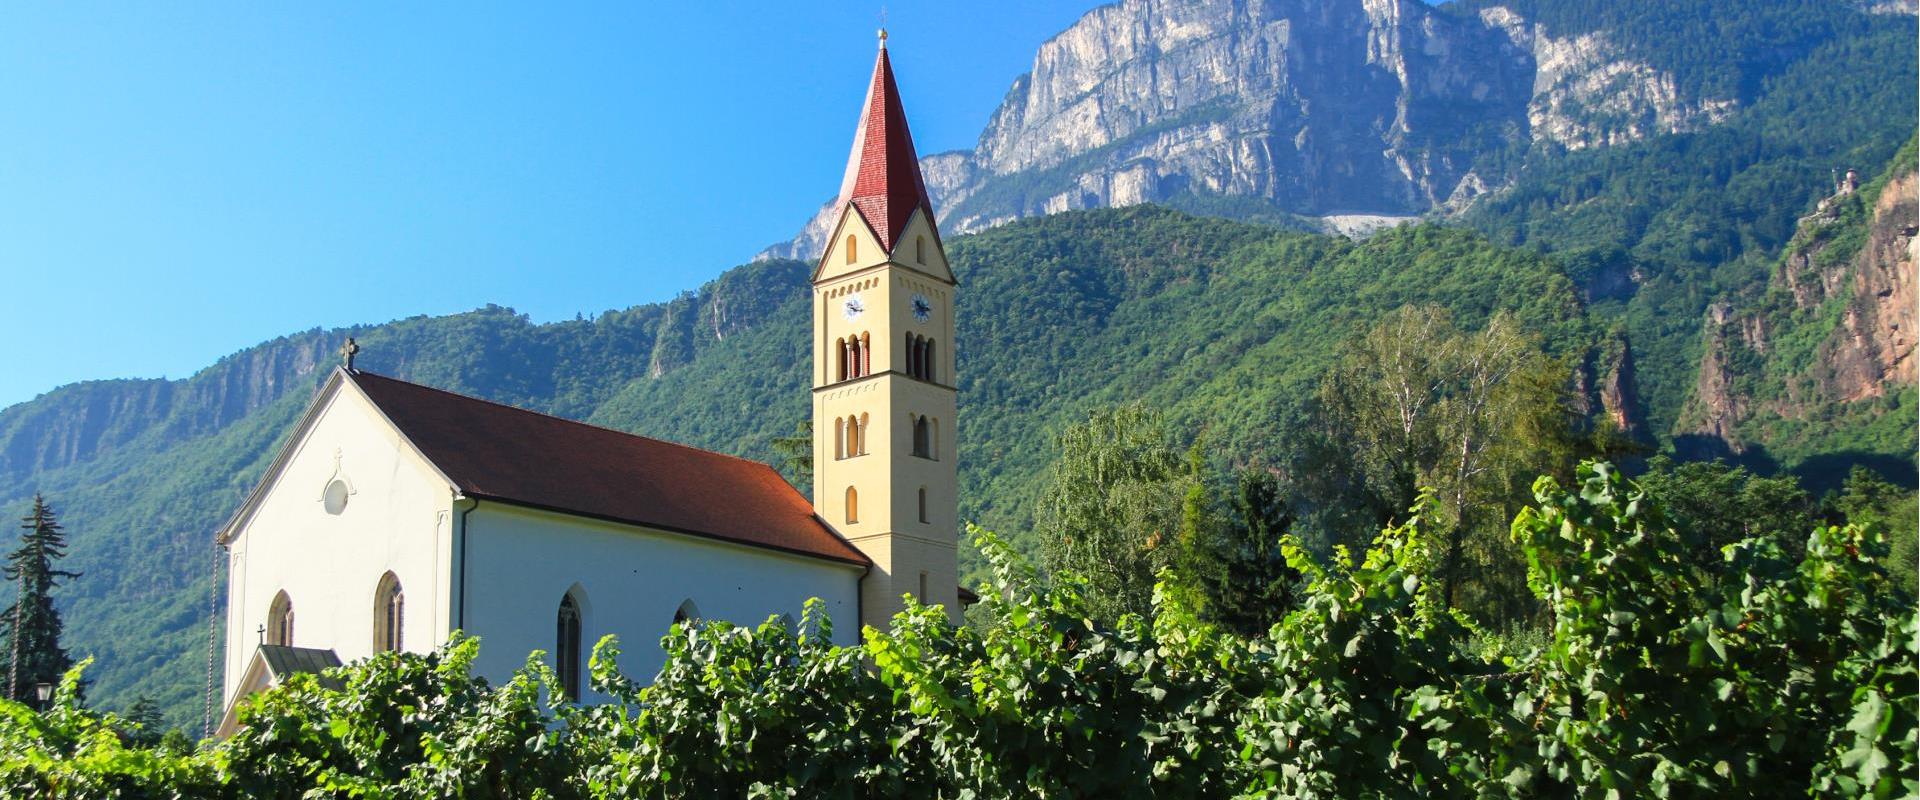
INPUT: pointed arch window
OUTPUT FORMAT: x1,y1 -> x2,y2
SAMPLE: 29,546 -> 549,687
845,486 -> 859,524
267,590 -> 295,646
374,572 -> 404,653
912,415 -> 931,458
556,591 -> 583,701
845,234 -> 858,264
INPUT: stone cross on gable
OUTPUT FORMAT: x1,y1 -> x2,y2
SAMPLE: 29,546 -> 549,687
340,338 -> 361,372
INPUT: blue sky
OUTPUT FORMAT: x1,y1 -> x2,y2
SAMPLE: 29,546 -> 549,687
0,1 -> 1096,407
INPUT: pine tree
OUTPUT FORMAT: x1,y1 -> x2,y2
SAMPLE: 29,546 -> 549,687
1190,469 -> 1299,637
121,694 -> 164,746
2,494 -> 80,710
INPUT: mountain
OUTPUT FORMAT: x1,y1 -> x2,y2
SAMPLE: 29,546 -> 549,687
1678,141 -> 1918,484
765,0 -> 1914,259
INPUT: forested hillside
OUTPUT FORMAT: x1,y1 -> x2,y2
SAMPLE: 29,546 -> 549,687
0,210 -> 1606,727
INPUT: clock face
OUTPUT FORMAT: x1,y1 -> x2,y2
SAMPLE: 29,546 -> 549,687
910,293 -> 933,323
841,294 -> 865,322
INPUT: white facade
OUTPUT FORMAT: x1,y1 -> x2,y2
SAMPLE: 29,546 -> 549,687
220,373 -> 862,711
458,502 -> 860,701
221,379 -> 451,703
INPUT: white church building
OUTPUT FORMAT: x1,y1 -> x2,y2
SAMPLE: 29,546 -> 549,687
218,33 -> 962,734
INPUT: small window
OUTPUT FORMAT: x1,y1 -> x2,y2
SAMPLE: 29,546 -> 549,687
918,487 -> 928,524
374,572 -> 404,653
674,599 -> 701,626
912,416 -> 930,458
845,234 -> 858,264
846,486 -> 859,524
556,591 -> 583,701
267,590 -> 295,646
323,479 -> 350,515
918,571 -> 929,602
916,236 -> 926,264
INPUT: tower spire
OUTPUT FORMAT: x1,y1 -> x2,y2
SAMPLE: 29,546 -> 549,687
834,35 -> 934,254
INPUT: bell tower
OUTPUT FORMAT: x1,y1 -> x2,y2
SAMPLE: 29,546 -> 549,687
813,31 -> 959,629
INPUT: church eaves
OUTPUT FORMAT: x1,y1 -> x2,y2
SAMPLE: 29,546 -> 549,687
835,36 -> 936,255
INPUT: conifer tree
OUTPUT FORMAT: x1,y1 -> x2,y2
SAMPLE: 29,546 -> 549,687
2,494 -> 80,710
1188,469 -> 1299,637
122,694 -> 164,746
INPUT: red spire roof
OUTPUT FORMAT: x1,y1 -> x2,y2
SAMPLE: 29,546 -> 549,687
835,38 -> 936,254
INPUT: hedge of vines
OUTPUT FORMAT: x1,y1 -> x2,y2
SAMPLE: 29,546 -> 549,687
2,463 -> 1913,798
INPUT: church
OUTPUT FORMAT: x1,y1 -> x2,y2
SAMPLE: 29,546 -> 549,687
217,33 -> 961,734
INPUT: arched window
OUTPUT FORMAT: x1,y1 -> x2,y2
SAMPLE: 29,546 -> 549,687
848,337 -> 863,379
860,332 -> 872,376
373,572 -> 404,653
913,415 -> 930,458
918,486 -> 928,524
844,415 -> 858,457
835,337 -> 847,382
845,486 -> 859,524
845,234 -> 858,264
267,590 -> 295,646
674,599 -> 700,626
906,332 -> 918,378
556,590 -> 583,701
931,417 -> 941,461
924,340 -> 936,382
858,413 -> 869,455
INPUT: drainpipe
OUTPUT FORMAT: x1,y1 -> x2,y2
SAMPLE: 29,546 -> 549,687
454,495 -> 479,632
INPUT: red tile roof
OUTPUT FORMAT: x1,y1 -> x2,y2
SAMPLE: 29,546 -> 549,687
836,42 -> 936,254
346,370 -> 868,567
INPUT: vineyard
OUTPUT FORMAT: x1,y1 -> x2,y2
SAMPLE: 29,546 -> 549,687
2,463 -> 1913,798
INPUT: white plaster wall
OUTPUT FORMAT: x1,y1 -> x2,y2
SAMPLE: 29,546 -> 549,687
222,382 -> 453,704
459,503 -> 863,701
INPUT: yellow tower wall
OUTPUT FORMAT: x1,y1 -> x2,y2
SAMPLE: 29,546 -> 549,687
813,208 -> 959,630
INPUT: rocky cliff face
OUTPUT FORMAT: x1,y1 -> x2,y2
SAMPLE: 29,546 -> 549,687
0,333 -> 339,485
1681,161 -> 1918,452
764,0 -> 1732,259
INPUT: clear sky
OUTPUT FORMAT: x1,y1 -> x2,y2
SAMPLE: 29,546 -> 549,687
0,1 -> 1097,408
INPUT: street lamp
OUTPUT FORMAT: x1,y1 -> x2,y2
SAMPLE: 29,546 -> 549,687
33,683 -> 52,704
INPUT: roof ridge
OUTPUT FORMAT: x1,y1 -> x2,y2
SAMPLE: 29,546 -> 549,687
345,370 -> 783,473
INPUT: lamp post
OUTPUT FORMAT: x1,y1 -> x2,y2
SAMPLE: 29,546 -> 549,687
33,682 -> 52,707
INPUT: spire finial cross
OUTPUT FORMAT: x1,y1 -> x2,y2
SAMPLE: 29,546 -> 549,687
340,337 -> 361,372
878,7 -> 888,48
